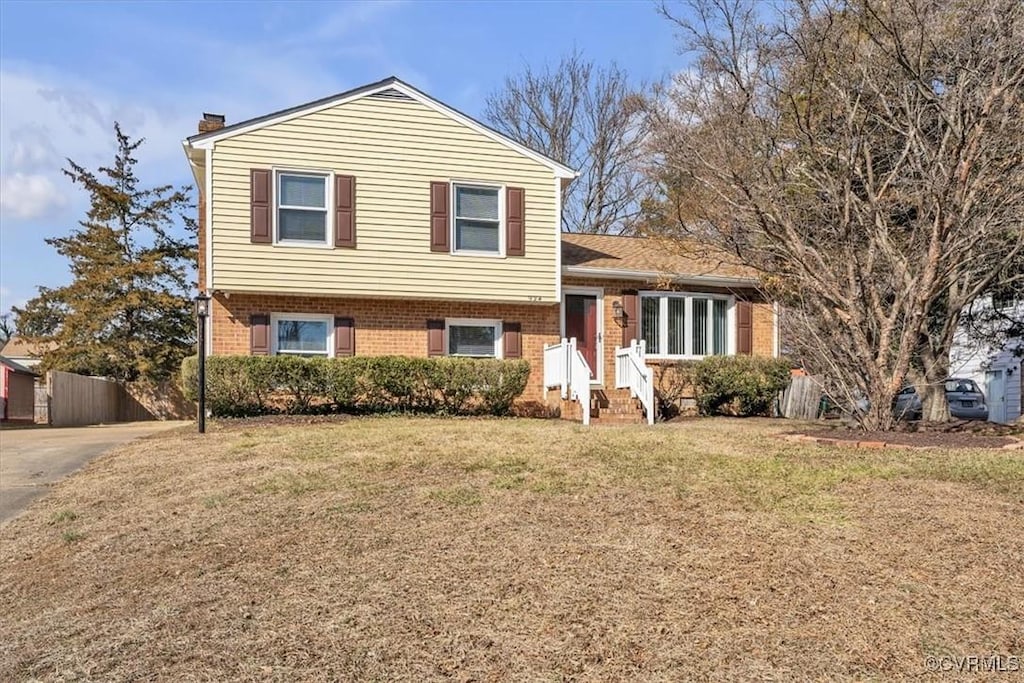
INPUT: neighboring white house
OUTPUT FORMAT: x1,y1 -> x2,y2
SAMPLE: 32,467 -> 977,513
950,297 -> 1023,424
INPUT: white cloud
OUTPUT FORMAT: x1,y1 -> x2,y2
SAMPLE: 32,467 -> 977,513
7,124 -> 60,171
0,172 -> 67,220
287,0 -> 408,46
0,1 -> 419,194
0,67 -> 198,181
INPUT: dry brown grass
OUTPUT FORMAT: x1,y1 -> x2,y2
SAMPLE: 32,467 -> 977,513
1,417 -> 1022,681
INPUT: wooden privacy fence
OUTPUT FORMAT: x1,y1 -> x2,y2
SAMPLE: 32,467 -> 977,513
781,374 -> 824,420
45,370 -> 194,427
34,380 -> 49,424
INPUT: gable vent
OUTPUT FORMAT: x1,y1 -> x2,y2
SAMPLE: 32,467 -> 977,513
368,87 -> 414,101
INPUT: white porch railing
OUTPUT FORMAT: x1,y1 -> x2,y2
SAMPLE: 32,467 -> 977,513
569,346 -> 592,426
543,337 -> 572,400
615,339 -> 655,425
543,337 -> 593,425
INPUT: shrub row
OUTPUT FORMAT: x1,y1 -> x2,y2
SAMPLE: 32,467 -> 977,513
180,355 -> 531,417
657,355 -> 792,417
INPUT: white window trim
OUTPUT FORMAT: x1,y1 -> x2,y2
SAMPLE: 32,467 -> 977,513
270,313 -> 335,357
273,168 -> 334,248
445,318 -> 503,358
639,291 -> 736,360
450,181 -> 505,258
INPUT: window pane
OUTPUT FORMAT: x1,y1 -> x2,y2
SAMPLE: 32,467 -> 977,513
641,297 -> 660,354
277,320 -> 328,354
449,325 -> 496,357
280,175 -> 325,208
692,298 -> 708,356
712,299 -> 728,355
455,219 -> 500,251
456,186 -> 499,220
279,208 -> 327,241
668,298 -> 686,355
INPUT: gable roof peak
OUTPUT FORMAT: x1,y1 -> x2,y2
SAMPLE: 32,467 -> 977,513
184,77 -> 577,178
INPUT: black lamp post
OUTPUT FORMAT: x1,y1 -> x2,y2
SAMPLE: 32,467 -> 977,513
195,293 -> 211,433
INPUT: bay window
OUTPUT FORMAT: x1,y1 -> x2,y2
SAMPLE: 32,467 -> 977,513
639,293 -> 732,358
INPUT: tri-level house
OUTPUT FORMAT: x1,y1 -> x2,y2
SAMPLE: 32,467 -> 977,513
183,77 -> 778,423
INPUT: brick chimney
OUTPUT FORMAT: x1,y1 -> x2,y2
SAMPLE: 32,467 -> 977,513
198,112 -> 225,134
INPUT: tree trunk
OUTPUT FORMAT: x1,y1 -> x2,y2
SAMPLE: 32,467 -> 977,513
921,382 -> 950,422
918,347 -> 951,423
861,386 -> 898,431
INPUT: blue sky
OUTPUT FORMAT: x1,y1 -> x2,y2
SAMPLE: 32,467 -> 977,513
0,0 -> 686,318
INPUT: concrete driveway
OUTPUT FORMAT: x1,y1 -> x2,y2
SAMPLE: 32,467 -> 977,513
0,422 -> 187,525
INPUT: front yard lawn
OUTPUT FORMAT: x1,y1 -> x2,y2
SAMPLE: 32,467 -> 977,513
2,417 -> 1022,680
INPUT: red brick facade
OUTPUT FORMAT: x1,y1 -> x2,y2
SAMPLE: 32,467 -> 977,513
210,292 -> 561,402
208,278 -> 776,408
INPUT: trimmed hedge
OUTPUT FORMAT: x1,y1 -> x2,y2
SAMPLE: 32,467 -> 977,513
692,355 -> 791,416
180,355 -> 531,417
657,356 -> 791,417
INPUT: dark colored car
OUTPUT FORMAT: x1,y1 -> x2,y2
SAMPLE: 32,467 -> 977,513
893,385 -> 923,420
855,378 -> 988,421
854,386 -> 921,420
943,377 -> 989,420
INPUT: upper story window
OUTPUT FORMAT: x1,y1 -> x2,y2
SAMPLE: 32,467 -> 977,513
640,293 -> 731,358
271,313 -> 333,357
277,172 -> 329,244
453,184 -> 502,254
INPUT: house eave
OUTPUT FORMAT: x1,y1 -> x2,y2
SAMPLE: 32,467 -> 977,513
206,287 -> 561,306
182,141 -> 205,187
561,265 -> 759,289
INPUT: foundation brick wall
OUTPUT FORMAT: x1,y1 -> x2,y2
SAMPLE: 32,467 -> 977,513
210,293 -> 561,403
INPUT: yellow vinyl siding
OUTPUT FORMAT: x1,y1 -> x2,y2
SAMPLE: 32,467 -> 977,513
210,96 -> 559,303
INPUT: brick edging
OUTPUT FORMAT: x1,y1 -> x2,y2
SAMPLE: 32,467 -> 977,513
780,433 -> 1024,451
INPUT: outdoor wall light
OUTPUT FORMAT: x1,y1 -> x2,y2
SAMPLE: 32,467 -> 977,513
194,294 -> 211,319
612,300 -> 626,328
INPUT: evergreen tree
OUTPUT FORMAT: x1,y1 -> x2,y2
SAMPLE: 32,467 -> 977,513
14,124 -> 196,382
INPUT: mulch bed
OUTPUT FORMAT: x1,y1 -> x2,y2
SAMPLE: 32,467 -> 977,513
797,420 -> 1022,449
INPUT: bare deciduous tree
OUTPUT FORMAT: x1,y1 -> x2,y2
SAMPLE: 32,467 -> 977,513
650,0 -> 1024,429
0,313 -> 14,344
485,51 -> 651,234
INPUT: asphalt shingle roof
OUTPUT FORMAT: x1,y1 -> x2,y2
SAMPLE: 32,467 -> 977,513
561,233 -> 757,281
0,336 -> 54,360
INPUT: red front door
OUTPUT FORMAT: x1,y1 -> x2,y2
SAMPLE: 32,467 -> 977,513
565,294 -> 598,380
